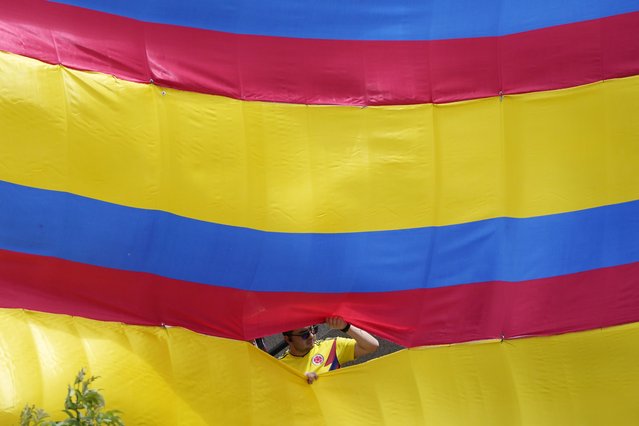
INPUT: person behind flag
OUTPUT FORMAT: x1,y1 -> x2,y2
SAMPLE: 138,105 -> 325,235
279,316 -> 379,384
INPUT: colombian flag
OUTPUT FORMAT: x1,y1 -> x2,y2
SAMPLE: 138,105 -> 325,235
1,1 -> 638,424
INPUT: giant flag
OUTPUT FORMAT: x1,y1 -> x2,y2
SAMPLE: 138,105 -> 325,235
1,0 -> 639,424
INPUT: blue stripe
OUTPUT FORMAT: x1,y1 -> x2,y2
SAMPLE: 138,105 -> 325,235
52,0 -> 639,40
1,180 -> 638,293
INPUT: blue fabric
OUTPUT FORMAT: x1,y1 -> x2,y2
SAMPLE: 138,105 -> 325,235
1,180 -> 638,293
52,0 -> 639,40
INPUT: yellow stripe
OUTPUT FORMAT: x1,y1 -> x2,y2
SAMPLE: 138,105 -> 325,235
1,52 -> 638,232
1,309 -> 638,425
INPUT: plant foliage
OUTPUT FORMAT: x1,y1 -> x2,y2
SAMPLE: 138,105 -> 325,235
19,369 -> 124,426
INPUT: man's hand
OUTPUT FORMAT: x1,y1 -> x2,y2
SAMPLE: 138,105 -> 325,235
305,372 -> 318,384
325,316 -> 348,330
326,316 -> 379,359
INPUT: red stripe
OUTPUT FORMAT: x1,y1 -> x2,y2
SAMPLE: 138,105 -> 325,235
1,249 -> 637,347
2,1 -> 638,105
324,340 -> 341,370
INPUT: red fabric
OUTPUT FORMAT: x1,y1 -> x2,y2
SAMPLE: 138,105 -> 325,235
1,1 -> 638,105
1,249 -> 637,347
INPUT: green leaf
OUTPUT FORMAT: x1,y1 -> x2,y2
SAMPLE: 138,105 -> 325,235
21,368 -> 124,426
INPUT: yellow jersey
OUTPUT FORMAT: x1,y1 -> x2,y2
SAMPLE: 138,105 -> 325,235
279,337 -> 356,374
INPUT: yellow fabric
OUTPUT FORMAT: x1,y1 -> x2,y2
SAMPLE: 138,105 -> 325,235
1,52 -> 639,233
279,337 -> 356,374
1,309 -> 638,425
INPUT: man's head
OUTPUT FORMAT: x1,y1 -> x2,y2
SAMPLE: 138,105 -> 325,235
282,325 -> 318,356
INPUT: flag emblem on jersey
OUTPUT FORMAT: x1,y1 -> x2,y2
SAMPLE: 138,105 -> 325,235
324,340 -> 341,371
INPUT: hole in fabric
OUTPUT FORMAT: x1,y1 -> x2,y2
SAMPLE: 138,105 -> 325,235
254,323 -> 404,366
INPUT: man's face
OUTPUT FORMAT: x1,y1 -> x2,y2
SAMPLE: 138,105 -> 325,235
286,326 -> 317,354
